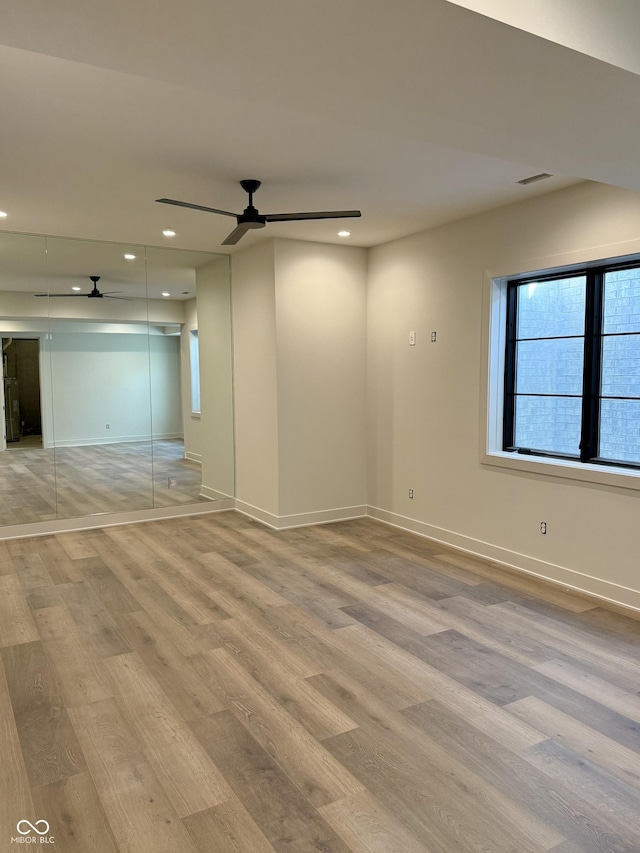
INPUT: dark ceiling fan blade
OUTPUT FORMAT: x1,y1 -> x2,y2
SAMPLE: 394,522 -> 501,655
34,293 -> 86,297
104,295 -> 133,301
156,198 -> 237,218
222,222 -> 253,245
264,210 -> 361,222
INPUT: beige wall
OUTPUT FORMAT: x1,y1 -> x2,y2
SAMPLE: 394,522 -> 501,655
232,241 -> 279,514
274,239 -> 368,518
367,181 -> 640,609
231,238 -> 368,524
196,256 -> 235,499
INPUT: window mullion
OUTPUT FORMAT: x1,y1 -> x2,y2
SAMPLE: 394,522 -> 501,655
580,269 -> 603,462
502,283 -> 517,449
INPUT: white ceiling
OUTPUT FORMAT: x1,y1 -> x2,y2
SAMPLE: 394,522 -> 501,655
1,0 -> 639,254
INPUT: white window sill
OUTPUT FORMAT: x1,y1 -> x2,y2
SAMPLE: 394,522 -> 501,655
483,450 -> 640,493
191,411 -> 201,420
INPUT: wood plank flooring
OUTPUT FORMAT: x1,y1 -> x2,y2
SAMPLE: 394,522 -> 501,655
1,513 -> 639,852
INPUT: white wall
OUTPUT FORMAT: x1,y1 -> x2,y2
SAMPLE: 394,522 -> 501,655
274,239 -> 368,518
231,238 -> 368,524
232,241 -> 279,514
367,181 -> 640,610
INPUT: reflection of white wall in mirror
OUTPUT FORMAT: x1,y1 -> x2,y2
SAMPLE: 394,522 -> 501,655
50,329 -> 181,446
181,298 -> 202,463
190,330 -> 201,414
150,333 -> 183,441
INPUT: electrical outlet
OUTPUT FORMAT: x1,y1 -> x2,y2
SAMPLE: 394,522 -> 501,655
408,489 -> 414,499
168,476 -> 177,489
409,331 -> 416,346
540,521 -> 547,534
431,331 -> 437,342
105,423 -> 110,429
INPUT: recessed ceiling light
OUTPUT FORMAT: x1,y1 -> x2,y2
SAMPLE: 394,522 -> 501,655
0,211 -> 8,218
161,291 -> 170,297
338,230 -> 351,238
162,229 -> 176,238
72,286 -> 82,292
124,253 -> 136,260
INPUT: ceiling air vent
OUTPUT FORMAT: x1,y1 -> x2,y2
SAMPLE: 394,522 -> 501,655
517,172 -> 553,186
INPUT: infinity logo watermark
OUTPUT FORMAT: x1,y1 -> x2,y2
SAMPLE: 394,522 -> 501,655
11,820 -> 55,844
17,822 -> 49,836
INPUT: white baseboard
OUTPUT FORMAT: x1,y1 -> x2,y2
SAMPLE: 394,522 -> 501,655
185,451 -> 202,463
200,485 -> 234,501
234,499 -> 368,530
367,505 -> 640,613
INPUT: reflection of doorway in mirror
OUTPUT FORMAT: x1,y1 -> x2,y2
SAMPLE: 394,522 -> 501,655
2,337 -> 43,450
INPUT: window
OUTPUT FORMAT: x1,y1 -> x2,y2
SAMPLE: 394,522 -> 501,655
503,262 -> 640,468
189,329 -> 201,414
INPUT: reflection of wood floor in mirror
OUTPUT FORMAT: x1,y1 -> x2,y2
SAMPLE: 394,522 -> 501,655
0,439 -> 206,525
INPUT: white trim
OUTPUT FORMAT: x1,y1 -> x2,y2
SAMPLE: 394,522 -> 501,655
200,485 -> 233,501
366,505 -> 640,613
184,451 -> 202,463
482,449 -> 640,492
0,501 -> 235,541
234,499 -> 368,530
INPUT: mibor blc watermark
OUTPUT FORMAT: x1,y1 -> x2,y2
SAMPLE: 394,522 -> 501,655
11,820 -> 55,844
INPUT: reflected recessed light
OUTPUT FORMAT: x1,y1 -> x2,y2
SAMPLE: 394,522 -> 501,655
161,291 -> 170,297
124,253 -> 136,260
72,286 -> 82,291
338,230 -> 351,238
162,229 -> 176,237
0,211 -> 8,218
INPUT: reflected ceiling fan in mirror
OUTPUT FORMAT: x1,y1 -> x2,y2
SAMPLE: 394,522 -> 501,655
156,179 -> 361,245
35,276 -> 132,300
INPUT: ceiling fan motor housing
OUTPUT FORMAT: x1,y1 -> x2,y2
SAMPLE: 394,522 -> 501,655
238,208 -> 266,229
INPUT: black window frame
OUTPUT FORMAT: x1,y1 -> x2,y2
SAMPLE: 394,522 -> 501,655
503,260 -> 640,470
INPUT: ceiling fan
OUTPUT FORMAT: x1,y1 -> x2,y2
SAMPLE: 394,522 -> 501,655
156,179 -> 361,245
35,276 -> 132,300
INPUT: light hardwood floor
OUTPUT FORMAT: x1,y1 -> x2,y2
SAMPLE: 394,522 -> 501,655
0,439 -> 205,525
1,513 -> 639,852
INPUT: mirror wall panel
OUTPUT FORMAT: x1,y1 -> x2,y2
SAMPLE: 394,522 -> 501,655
146,247 -> 204,509
45,237 -> 153,516
0,231 -> 234,530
